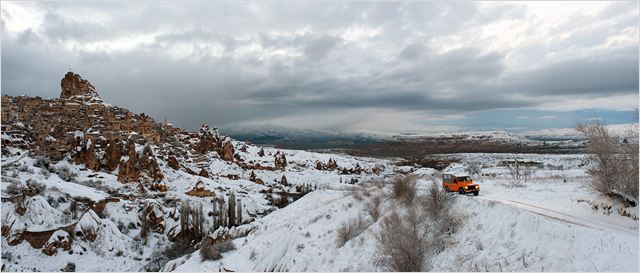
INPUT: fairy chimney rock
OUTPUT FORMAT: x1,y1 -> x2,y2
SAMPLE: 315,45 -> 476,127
60,72 -> 102,102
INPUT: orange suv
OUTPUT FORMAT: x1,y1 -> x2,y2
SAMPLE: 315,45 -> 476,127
442,174 -> 479,196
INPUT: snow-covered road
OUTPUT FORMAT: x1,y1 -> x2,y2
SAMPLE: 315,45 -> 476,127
478,195 -> 638,237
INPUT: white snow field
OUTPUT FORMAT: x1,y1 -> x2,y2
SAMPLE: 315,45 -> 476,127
2,144 -> 638,272
169,153 -> 638,272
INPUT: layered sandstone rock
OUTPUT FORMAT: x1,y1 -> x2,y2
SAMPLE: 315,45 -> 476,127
194,125 -> 219,154
42,230 -> 71,256
185,180 -> 215,197
74,139 -> 101,170
167,155 -> 180,170
102,138 -> 122,172
60,72 -> 102,103
117,142 -> 164,185
219,137 -> 235,162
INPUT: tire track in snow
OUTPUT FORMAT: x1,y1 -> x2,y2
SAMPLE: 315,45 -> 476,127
477,196 -> 639,237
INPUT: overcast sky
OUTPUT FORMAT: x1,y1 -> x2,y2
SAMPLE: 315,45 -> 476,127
2,1 -> 638,133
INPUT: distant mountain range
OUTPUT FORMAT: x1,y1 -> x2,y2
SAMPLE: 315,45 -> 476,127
222,123 -> 638,153
220,124 -> 392,149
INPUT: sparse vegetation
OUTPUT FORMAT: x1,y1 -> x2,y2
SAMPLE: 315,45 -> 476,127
465,160 -> 481,176
366,195 -> 382,222
577,121 -> 639,206
375,177 -> 460,272
392,175 -> 417,205
200,238 -> 236,261
422,180 -> 454,219
336,215 -> 369,247
506,161 -> 536,187
55,166 -> 77,182
375,209 -> 429,271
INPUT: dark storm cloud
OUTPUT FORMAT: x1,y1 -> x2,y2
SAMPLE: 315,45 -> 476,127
1,1 -> 638,132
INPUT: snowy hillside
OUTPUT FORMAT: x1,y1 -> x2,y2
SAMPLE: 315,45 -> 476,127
1,142 -> 395,271
168,153 -> 638,272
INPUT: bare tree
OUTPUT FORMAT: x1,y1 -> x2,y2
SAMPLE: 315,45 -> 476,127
506,161 -> 535,187
465,160 -> 481,176
228,192 -> 236,227
236,198 -> 242,226
577,121 -> 639,205
375,209 -> 429,272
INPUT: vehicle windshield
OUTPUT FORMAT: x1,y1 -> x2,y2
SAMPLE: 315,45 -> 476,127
457,176 -> 471,182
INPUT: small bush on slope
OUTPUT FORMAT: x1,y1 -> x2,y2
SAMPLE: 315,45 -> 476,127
376,180 -> 461,271
392,175 -> 417,205
422,180 -> 454,219
375,209 -> 429,272
366,195 -> 382,222
336,214 -> 369,247
200,239 -> 236,261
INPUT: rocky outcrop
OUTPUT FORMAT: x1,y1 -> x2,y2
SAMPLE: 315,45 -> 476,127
274,151 -> 287,169
220,137 -> 235,162
42,230 -> 71,256
249,171 -> 264,185
195,125 -> 219,154
60,72 -> 102,103
117,142 -> 164,185
326,158 -> 338,170
198,168 -> 209,178
102,138 -> 122,172
314,158 -> 338,171
74,139 -> 101,170
2,72 -> 181,162
185,180 -> 215,197
167,155 -> 180,170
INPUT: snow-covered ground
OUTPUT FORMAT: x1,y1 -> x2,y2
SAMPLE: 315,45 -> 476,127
2,144 -> 638,272
169,153 -> 638,272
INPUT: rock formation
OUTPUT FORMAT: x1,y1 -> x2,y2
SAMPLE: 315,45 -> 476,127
185,180 -> 215,197
167,155 -> 180,170
220,137 -> 235,161
60,71 -> 102,103
274,151 -> 287,169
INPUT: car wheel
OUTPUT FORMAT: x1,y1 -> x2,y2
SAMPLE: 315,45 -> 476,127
473,191 -> 479,196
458,188 -> 464,195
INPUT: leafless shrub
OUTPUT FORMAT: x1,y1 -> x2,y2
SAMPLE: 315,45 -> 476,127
336,215 -> 369,247
6,182 -> 23,194
392,175 -> 417,205
33,157 -> 54,172
577,121 -> 639,206
465,160 -> 481,176
40,168 -> 51,178
140,203 -> 152,245
422,180 -> 454,219
366,195 -> 382,222
506,161 -> 535,187
17,164 -> 32,174
55,166 -> 77,182
26,179 -> 46,193
61,262 -> 75,272
200,239 -> 235,261
375,209 -> 429,271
